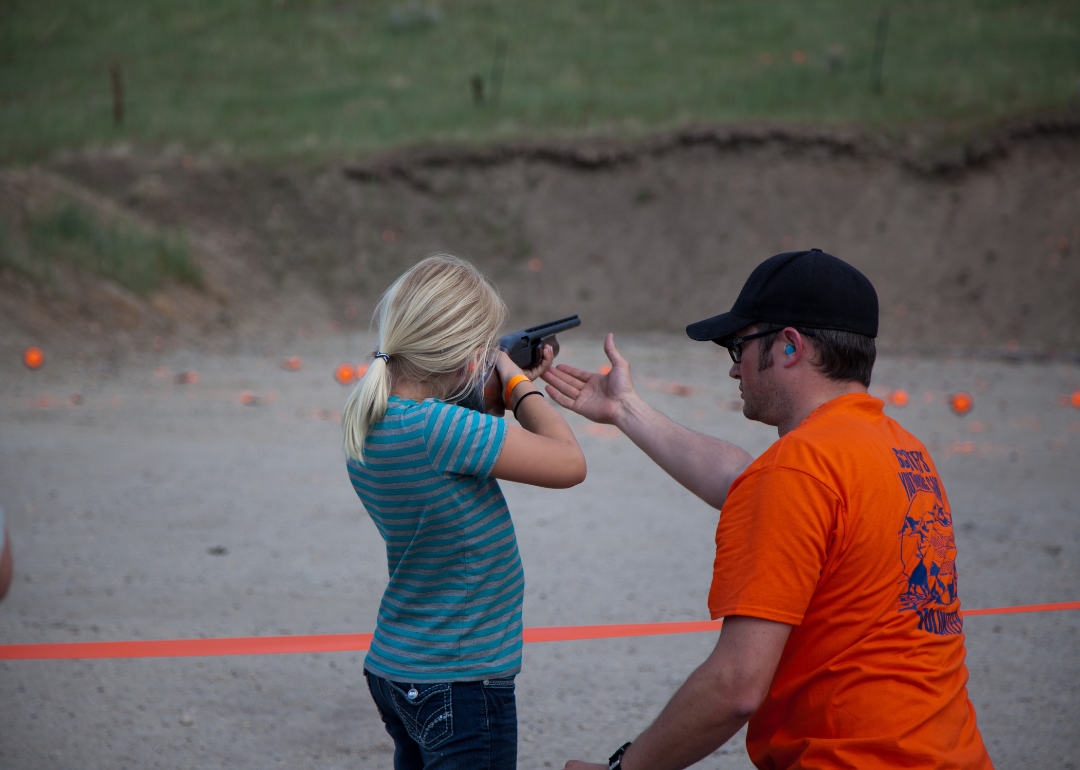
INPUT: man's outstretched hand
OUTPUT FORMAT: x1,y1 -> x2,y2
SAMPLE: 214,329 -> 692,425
542,333 -> 636,426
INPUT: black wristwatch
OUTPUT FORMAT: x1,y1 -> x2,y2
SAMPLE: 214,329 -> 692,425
608,742 -> 632,770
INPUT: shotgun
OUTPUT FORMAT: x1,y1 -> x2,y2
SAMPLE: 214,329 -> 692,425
455,314 -> 581,413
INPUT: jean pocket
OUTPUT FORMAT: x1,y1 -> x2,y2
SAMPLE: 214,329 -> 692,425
388,681 -> 453,750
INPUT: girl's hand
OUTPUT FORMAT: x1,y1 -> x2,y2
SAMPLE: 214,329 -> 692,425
521,344 -> 555,381
485,345 -> 554,415
494,344 -> 554,386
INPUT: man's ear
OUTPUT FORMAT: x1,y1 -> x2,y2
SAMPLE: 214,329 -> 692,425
781,328 -> 802,368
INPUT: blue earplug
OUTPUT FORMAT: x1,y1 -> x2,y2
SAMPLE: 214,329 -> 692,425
785,344 -> 796,354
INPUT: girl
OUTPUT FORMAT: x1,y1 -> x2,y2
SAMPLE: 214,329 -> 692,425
343,254 -> 586,770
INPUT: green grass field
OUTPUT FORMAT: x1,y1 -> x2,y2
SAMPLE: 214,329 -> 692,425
0,204 -> 201,295
1,0 -> 1078,163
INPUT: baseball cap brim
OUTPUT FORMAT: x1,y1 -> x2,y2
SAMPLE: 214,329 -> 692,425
685,311 -> 755,344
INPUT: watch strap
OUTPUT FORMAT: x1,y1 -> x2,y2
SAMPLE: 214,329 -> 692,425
608,741 -> 632,770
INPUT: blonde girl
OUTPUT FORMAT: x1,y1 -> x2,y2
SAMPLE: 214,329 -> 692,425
343,254 -> 585,770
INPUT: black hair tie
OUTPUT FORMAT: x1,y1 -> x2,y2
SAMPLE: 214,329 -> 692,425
512,390 -> 544,420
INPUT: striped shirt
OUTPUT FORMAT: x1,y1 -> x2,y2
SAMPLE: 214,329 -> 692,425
347,396 -> 523,682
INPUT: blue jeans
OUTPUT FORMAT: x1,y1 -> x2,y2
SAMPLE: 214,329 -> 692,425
364,670 -> 517,770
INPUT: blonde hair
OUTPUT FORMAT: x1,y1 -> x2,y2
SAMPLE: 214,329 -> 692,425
343,254 -> 507,462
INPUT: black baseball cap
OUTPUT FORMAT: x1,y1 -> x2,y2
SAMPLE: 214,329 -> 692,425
686,248 -> 878,343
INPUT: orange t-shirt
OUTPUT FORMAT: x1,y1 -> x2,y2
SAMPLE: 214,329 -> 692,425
709,394 -> 992,770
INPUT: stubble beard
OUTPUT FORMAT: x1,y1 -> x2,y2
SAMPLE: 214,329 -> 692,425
741,358 -> 790,427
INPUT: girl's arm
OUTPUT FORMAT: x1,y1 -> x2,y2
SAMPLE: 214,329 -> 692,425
490,350 -> 586,489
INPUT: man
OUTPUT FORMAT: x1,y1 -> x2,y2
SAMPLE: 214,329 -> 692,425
545,249 -> 991,770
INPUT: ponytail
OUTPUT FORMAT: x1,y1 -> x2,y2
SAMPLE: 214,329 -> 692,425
342,353 -> 392,462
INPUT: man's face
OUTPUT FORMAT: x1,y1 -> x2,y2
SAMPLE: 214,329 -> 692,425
728,324 -> 791,426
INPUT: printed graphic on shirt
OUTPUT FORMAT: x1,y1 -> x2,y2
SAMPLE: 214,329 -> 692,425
893,448 -> 963,635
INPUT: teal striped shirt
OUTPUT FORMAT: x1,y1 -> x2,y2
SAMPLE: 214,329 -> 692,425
348,396 -> 523,682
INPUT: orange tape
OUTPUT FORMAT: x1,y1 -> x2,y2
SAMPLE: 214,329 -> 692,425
960,599 -> 1080,616
524,619 -> 724,643
0,633 -> 374,661
1,601 -> 1076,661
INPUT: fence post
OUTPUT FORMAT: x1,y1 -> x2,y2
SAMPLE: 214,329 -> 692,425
871,8 -> 890,94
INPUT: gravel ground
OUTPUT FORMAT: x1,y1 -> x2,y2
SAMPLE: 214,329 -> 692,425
1,333 -> 1078,770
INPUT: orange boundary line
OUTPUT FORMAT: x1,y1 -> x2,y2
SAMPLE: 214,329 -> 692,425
959,600 -> 1080,616
1,601 -> 1076,660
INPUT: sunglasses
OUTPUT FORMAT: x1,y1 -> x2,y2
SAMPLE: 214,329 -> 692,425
721,327 -> 815,363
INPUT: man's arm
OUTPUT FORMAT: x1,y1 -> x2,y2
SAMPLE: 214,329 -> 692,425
562,616 -> 792,770
542,334 -> 753,509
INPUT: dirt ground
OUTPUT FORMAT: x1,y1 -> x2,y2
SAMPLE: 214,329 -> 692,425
1,127 -> 1079,769
0,331 -> 1078,770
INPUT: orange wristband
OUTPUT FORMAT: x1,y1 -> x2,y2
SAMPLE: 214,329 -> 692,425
503,374 -> 531,406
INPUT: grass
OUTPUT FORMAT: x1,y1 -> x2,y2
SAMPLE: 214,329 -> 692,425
0,204 -> 202,294
0,1 -> 1078,162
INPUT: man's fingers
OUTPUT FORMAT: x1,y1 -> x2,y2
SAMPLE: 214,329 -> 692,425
542,373 -> 580,398
553,363 -> 595,383
541,371 -> 582,400
604,333 -> 629,369
544,365 -> 588,391
545,384 -> 577,410
539,370 -> 568,390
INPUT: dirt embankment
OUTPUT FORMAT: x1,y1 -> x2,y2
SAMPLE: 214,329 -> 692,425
2,122 -> 1079,365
